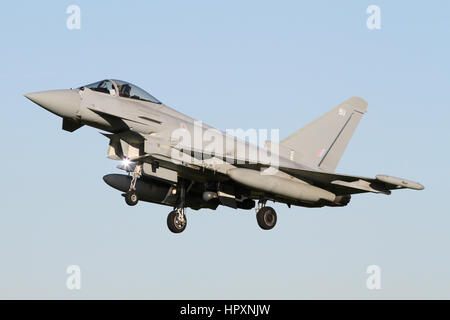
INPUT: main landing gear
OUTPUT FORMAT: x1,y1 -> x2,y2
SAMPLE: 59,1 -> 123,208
167,208 -> 187,233
124,163 -> 142,206
255,200 -> 277,230
167,180 -> 189,234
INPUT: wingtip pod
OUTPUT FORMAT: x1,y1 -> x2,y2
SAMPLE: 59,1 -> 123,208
376,175 -> 424,190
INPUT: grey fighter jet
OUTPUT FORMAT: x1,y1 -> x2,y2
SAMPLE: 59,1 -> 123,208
25,79 -> 424,233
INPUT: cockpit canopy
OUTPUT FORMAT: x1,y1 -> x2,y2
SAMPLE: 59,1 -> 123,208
80,79 -> 162,104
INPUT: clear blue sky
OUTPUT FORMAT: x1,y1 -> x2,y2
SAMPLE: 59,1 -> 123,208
1,0 -> 449,299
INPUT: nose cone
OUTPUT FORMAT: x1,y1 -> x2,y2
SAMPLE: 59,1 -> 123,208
24,89 -> 80,119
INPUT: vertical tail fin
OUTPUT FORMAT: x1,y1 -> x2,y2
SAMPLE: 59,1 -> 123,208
280,97 -> 368,172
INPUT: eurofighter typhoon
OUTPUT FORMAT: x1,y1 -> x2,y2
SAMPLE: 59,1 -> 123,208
24,79 -> 424,233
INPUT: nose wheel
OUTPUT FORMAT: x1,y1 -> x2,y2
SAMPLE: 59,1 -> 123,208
167,208 -> 187,233
125,191 -> 138,206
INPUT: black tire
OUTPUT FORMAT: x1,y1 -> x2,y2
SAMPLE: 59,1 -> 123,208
125,191 -> 138,206
256,206 -> 277,230
167,210 -> 187,233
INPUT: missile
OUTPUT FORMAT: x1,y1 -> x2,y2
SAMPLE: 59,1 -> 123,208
376,175 -> 424,190
227,168 -> 336,203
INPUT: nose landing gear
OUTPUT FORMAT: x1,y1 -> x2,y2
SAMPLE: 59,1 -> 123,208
124,163 -> 142,206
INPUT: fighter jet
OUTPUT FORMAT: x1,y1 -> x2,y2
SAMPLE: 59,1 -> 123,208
24,79 -> 424,233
